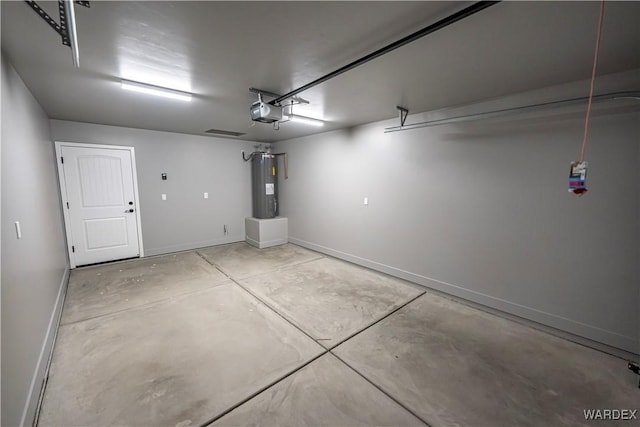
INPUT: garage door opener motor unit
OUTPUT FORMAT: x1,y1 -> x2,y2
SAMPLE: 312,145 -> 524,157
250,94 -> 282,124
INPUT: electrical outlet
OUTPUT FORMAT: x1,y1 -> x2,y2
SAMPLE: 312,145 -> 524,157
204,192 -> 209,199
364,197 -> 369,205
161,194 -> 167,201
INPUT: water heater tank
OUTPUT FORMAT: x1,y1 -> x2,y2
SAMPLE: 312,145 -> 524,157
251,152 -> 278,219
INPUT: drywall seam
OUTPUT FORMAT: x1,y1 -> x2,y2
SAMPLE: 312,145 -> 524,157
144,236 -> 245,257
289,237 -> 639,355
19,268 -> 69,427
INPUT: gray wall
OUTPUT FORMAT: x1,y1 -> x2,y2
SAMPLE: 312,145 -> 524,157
1,56 -> 69,426
50,120 -> 258,256
273,71 -> 640,355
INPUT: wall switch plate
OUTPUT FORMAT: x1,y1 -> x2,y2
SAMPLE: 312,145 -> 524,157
15,221 -> 22,239
364,197 -> 369,205
161,194 -> 167,201
204,192 -> 209,199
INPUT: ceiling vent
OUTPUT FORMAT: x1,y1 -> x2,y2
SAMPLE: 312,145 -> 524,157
204,128 -> 246,138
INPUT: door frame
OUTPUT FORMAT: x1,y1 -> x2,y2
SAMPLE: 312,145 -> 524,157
55,141 -> 144,268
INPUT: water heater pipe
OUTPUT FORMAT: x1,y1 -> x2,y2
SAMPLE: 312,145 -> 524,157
242,151 -> 288,179
273,153 -> 288,179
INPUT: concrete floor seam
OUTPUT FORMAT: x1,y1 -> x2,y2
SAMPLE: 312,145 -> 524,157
264,252 -> 327,272
199,350 -> 330,426
196,252 -> 432,425
201,254 -> 432,425
195,248 -> 326,281
195,247 -> 426,353
233,256 -> 327,281
194,250 -> 326,345
419,287 -> 638,362
37,244 -> 639,426
287,244 -> 639,360
325,351 -> 432,427
58,281 -> 230,327
191,253 -> 340,426
324,291 -> 426,352
299,242 -> 640,361
194,251 -> 233,275
226,272 -> 325,347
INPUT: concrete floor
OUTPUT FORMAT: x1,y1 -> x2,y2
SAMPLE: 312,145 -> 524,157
38,243 -> 639,426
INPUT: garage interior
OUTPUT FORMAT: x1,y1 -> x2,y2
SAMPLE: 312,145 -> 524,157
1,1 -> 639,426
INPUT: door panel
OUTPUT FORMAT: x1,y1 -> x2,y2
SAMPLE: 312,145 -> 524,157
84,218 -> 129,249
61,146 -> 140,266
78,155 -> 125,207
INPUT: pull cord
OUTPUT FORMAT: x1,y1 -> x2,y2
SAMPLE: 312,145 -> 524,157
579,0 -> 606,162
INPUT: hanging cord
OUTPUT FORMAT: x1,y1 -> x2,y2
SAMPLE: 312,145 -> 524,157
242,151 -> 257,162
579,0 -> 606,162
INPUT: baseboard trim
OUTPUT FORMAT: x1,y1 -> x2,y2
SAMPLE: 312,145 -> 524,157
21,267 -> 70,427
289,237 -> 639,357
144,236 -> 245,257
246,236 -> 288,249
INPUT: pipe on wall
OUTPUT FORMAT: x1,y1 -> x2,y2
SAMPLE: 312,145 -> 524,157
273,152 -> 288,179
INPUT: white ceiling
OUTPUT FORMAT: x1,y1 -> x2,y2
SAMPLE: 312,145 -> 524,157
2,1 -> 639,142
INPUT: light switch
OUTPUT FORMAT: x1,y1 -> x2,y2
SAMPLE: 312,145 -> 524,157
364,197 -> 369,206
161,194 -> 167,201
204,192 -> 209,199
15,221 -> 22,239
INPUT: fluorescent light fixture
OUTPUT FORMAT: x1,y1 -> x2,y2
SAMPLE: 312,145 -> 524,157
288,114 -> 324,127
120,80 -> 192,102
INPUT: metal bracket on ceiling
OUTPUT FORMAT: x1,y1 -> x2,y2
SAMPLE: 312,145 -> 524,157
24,0 -> 89,67
249,87 -> 309,106
250,87 -> 282,101
25,1 -> 89,47
397,106 -> 409,127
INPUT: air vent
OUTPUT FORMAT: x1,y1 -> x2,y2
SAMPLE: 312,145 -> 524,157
204,128 -> 245,137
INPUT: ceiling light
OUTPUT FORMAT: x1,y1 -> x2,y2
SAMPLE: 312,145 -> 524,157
120,80 -> 192,102
288,114 -> 324,127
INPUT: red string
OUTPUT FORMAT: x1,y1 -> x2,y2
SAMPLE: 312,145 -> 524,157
580,0 -> 606,162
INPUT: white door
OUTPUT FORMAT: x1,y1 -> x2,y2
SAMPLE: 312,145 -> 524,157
58,144 -> 142,267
